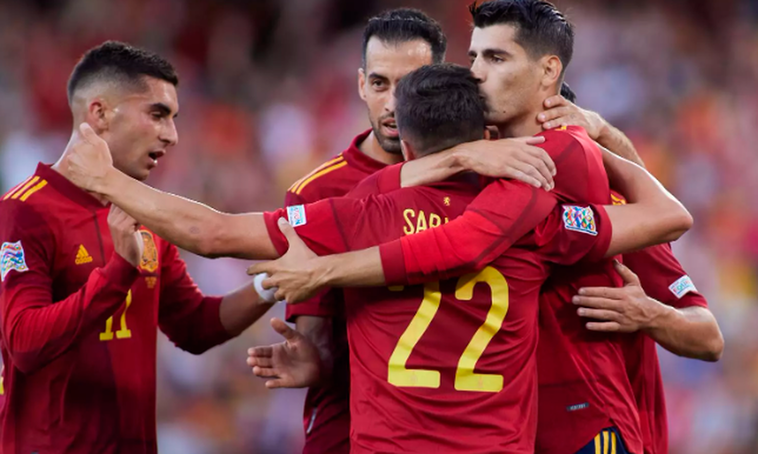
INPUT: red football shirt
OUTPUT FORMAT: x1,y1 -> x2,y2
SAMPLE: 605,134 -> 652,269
0,164 -> 231,454
623,243 -> 708,454
264,171 -> 613,453
283,129 -> 388,454
371,128 -> 647,452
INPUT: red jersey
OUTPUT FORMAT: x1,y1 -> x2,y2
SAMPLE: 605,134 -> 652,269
0,164 -> 231,454
372,127 -> 645,452
283,129 -> 388,454
264,170 -> 613,454
623,243 -> 707,454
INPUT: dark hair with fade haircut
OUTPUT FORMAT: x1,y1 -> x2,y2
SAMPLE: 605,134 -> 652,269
470,0 -> 574,78
67,41 -> 178,104
395,63 -> 485,157
361,8 -> 447,68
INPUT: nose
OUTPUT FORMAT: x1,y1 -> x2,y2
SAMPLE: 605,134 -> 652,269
160,119 -> 178,147
470,57 -> 486,83
385,86 -> 396,114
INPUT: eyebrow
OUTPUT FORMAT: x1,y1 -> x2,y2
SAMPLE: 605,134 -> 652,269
469,48 -> 513,58
150,102 -> 178,118
367,72 -> 389,80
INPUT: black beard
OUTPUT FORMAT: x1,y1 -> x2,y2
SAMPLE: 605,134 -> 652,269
370,122 -> 402,155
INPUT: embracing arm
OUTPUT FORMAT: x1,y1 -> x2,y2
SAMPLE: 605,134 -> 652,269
94,169 -> 276,260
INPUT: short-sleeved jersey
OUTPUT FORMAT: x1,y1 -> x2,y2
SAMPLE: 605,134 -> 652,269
623,242 -> 708,454
264,170 -> 613,454
0,164 -> 230,454
283,129 -> 388,453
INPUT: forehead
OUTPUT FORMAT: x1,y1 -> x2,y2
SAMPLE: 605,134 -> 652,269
469,24 -> 524,55
125,77 -> 179,112
365,37 -> 434,79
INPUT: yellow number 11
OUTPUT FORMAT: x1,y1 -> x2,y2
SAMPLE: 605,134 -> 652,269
100,290 -> 133,341
388,266 -> 509,393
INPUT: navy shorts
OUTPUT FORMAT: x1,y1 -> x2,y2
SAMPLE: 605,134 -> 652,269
575,427 -> 630,454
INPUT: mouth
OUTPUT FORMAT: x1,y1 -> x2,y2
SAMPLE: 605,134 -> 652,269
380,119 -> 398,138
147,150 -> 166,168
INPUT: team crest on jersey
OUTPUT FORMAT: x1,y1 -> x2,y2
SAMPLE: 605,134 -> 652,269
139,231 -> 159,273
562,205 -> 597,236
287,205 -> 307,227
1,241 -> 29,282
668,275 -> 696,299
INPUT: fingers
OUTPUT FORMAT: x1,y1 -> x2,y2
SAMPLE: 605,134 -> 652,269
526,146 -> 557,177
613,260 -> 641,286
576,286 -> 626,299
252,366 -> 280,378
577,307 -> 621,321
513,136 -> 546,145
510,160 -> 548,189
543,95 -> 568,109
78,122 -> 99,143
538,106 -> 571,125
265,379 -> 286,389
522,148 -> 555,186
585,321 -> 622,332
246,355 -> 274,368
270,317 -> 298,341
277,218 -> 304,246
247,346 -> 273,357
572,294 -> 622,310
248,261 -> 275,276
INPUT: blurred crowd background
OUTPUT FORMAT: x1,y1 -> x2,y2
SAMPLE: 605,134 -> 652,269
0,0 -> 757,452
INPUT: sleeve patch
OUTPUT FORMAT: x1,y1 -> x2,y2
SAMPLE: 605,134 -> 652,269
668,275 -> 697,299
286,205 -> 307,227
562,205 -> 597,236
1,241 -> 29,282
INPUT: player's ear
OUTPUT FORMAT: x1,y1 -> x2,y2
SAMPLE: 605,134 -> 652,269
540,55 -> 562,90
87,99 -> 110,133
358,68 -> 367,101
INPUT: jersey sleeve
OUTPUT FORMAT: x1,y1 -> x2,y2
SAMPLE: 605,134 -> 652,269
157,241 -> 232,354
622,244 -> 707,309
0,201 -> 139,373
379,180 -> 557,285
346,164 -> 403,199
534,204 -> 613,265
275,192 -> 361,321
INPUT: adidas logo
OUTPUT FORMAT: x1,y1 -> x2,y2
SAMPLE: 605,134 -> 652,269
75,245 -> 93,265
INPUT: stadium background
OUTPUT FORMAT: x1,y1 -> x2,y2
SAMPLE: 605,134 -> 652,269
0,0 -> 756,452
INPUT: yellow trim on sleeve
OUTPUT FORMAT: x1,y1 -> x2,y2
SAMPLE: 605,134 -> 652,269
8,176 -> 39,200
289,156 -> 345,193
294,161 -> 349,195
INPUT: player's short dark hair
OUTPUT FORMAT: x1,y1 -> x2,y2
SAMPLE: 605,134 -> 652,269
361,8 -> 447,68
67,41 -> 178,104
470,0 -> 574,78
560,81 -> 576,103
395,63 -> 485,156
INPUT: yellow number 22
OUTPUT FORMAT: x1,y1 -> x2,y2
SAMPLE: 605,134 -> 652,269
387,267 -> 509,393
99,290 -> 133,341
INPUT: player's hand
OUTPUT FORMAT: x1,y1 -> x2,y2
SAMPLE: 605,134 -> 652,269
538,96 -> 608,140
247,218 -> 325,303
108,205 -> 144,268
451,136 -> 556,190
572,261 -> 664,333
61,123 -> 115,193
246,318 -> 322,389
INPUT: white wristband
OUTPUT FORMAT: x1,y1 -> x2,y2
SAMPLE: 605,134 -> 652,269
254,273 -> 280,303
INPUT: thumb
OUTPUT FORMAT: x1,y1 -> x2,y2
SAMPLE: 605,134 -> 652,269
247,261 -> 274,276
78,122 -> 100,144
270,317 -> 299,342
614,260 -> 641,286
278,217 -> 306,246
513,135 -> 546,145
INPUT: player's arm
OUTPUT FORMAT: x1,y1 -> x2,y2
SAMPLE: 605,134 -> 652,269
574,246 -> 723,361
601,149 -> 693,256
395,136 -> 555,190
251,181 -> 558,302
0,203 -> 140,373
157,243 -> 274,354
538,95 -> 644,167
60,123 -> 277,260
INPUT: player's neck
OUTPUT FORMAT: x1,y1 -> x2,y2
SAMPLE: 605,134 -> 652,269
358,131 -> 404,166
52,153 -> 109,206
496,112 -> 542,139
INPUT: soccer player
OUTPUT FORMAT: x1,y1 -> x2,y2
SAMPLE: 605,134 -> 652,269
58,62 -> 689,453
0,42 -> 272,454
260,9 -> 556,453
536,96 -> 723,454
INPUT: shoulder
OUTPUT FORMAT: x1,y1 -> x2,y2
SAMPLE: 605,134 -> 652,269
287,153 -> 366,202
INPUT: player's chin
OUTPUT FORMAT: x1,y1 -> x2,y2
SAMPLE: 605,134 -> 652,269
377,135 -> 402,155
